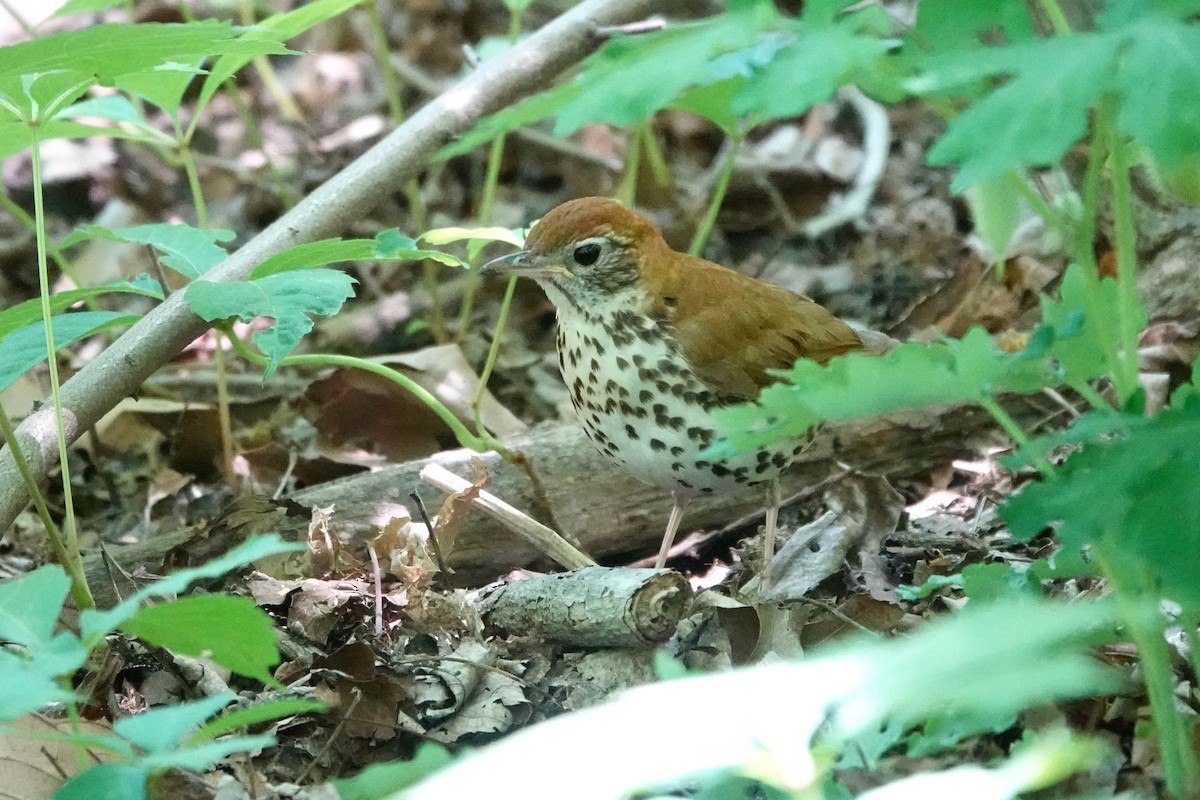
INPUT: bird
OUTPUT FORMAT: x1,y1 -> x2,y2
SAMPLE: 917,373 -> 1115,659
483,197 -> 893,571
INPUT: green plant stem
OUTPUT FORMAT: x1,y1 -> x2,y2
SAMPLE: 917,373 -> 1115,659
0,192 -> 99,309
1076,102 -> 1131,401
1036,0 -> 1073,35
619,123 -> 644,206
224,329 -> 495,454
1096,549 -> 1199,796
1106,122 -> 1143,408
30,127 -> 95,611
641,121 -> 673,190
212,331 -> 237,489
238,0 -> 304,124
0,407 -> 90,607
364,0 -> 404,125
178,145 -> 210,229
1069,379 -> 1113,412
1007,172 -> 1063,235
456,8 -> 523,345
978,394 -> 1056,478
471,275 -> 520,452
689,129 -> 744,256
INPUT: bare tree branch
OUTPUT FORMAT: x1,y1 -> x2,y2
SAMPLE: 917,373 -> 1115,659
0,0 -> 668,533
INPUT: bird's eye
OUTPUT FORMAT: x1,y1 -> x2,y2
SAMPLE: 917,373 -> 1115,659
572,242 -> 601,266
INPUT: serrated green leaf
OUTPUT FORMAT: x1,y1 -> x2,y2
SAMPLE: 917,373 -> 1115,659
140,734 -> 277,771
185,269 -> 356,377
0,275 -> 160,341
730,24 -> 889,120
1115,18 -> 1200,169
907,0 -> 1034,53
190,697 -> 326,743
0,311 -> 139,393
333,743 -> 454,799
0,21 -> 281,119
926,34 -> 1119,191
194,0 -> 355,116
709,327 -> 1056,454
967,174 -> 1022,266
64,223 -> 234,279
251,232 -> 462,278
79,535 -> 304,644
115,693 -> 235,753
121,595 -> 281,684
0,566 -> 71,649
1002,393 -> 1200,615
55,764 -> 148,800
0,649 -> 77,721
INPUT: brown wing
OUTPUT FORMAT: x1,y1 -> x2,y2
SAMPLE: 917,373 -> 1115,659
640,249 -> 866,401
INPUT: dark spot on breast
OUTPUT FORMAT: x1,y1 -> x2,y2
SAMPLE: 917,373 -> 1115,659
590,358 -> 600,373
650,438 -> 666,452
625,424 -> 639,440
639,390 -> 653,403
657,358 -> 680,376
670,446 -> 684,456
615,356 -> 630,370
632,354 -> 646,367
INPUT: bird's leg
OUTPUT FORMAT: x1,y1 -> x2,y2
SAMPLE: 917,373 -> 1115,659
762,479 -> 782,583
655,491 -> 691,569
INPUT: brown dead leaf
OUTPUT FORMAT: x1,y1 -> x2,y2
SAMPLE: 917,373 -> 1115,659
432,459 -> 488,558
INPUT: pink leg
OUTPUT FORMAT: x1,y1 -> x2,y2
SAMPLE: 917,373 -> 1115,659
762,480 -> 781,576
655,491 -> 691,569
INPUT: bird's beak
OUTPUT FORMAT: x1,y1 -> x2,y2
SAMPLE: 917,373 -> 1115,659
480,250 -> 575,280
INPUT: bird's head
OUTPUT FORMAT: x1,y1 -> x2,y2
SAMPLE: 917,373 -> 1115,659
481,197 -> 667,313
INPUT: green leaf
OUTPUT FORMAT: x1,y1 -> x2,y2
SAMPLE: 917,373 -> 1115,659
1115,18 -> 1200,170
115,693 -> 235,753
64,223 -> 234,279
195,0 -> 361,116
113,60 -> 209,120
0,21 -> 282,120
967,174 -> 1022,266
907,0 -> 1034,53
925,34 -> 1119,191
0,566 -> 71,648
1002,394 -> 1200,616
139,734 -> 277,771
185,269 -> 357,377
730,24 -> 889,120
79,535 -> 305,644
121,595 -> 282,684
333,743 -> 455,799
709,327 -> 1056,454
0,647 -> 79,721
251,232 -> 461,278
53,0 -> 126,15
0,311 -> 139,393
55,764 -> 148,800
190,697 -> 326,743
0,275 -> 161,340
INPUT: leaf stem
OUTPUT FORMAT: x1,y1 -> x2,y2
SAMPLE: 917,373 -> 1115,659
224,329 -> 494,454
31,125 -> 95,610
978,394 -> 1055,478
689,127 -> 744,256
619,123 -> 644,206
1035,0 -> 1073,36
1105,121 -> 1143,408
1094,548 -> 1200,796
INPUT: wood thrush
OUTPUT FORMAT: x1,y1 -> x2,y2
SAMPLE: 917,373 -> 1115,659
484,197 -> 893,570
